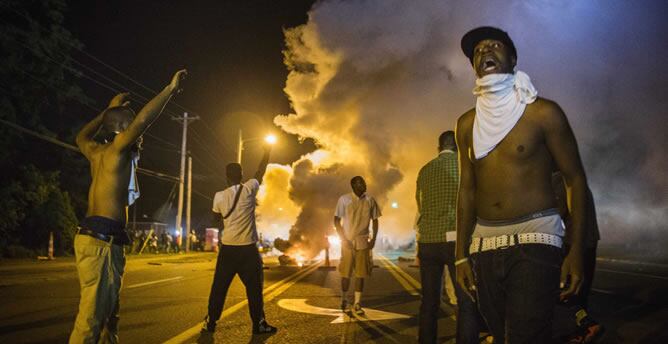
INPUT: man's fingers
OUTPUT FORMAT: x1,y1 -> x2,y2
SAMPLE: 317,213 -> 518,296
572,275 -> 583,295
559,264 -> 569,289
560,275 -> 581,299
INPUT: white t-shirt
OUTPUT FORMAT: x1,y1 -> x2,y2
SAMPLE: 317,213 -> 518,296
335,193 -> 382,249
212,179 -> 260,245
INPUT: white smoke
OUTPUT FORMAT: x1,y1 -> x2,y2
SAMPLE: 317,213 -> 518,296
255,0 -> 668,260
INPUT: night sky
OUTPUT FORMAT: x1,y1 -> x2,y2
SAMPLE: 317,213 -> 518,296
64,1 -> 316,226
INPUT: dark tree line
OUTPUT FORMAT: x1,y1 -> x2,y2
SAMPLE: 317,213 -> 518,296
0,0 -> 91,257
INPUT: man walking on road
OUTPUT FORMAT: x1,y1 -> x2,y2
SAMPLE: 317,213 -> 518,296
334,176 -> 382,316
415,131 -> 483,343
71,70 -> 186,343
202,143 -> 277,335
455,26 -> 588,343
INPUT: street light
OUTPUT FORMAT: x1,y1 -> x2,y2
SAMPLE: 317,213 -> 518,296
237,130 -> 279,163
264,134 -> 277,145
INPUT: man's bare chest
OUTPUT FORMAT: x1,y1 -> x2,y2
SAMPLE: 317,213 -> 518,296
469,113 -> 545,167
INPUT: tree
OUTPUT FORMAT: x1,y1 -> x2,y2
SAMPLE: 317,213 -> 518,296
0,0 -> 91,254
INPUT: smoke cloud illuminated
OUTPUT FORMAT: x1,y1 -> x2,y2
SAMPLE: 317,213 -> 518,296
256,0 -> 668,261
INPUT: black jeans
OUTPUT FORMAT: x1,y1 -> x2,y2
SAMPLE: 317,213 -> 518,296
418,242 -> 484,344
207,244 -> 265,325
472,244 -> 562,344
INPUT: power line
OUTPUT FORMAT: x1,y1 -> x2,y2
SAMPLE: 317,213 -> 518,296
1,11 -> 236,193
3,13 -> 237,163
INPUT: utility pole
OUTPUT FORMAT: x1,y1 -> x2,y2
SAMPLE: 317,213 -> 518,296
237,129 -> 243,164
186,156 -> 193,252
172,112 -> 199,251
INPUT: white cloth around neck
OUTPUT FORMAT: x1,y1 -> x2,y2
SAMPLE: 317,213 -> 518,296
472,70 -> 538,159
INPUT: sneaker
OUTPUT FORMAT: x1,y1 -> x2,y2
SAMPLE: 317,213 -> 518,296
565,320 -> 604,344
353,303 -> 365,316
253,319 -> 277,334
200,315 -> 215,333
341,299 -> 349,313
582,322 -> 604,343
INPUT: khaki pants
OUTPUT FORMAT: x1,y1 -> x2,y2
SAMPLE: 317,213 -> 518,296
339,246 -> 372,278
70,234 -> 125,344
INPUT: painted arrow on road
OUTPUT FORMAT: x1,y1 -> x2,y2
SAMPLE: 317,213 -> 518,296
277,298 -> 410,324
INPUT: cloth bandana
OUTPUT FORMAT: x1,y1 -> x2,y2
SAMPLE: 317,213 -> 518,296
472,70 -> 538,159
128,152 -> 140,205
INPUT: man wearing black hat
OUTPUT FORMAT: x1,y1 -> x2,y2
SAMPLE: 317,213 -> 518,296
71,70 -> 186,343
454,26 -> 587,343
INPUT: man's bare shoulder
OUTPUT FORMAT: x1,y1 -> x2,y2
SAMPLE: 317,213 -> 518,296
455,108 -> 476,138
457,108 -> 476,125
531,97 -> 565,116
530,97 -> 569,127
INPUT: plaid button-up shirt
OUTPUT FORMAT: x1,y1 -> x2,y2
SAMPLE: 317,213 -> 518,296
415,150 -> 458,243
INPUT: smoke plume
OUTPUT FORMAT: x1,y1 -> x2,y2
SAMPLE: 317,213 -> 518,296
256,0 -> 668,261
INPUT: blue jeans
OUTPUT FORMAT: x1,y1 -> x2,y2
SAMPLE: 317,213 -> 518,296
418,242 -> 484,344
472,243 -> 562,344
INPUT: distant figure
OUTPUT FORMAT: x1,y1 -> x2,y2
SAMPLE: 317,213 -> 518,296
334,176 -> 382,316
149,233 -> 158,254
190,230 -> 198,251
202,143 -> 276,335
415,131 -> 484,343
165,232 -> 173,254
70,70 -> 186,343
131,230 -> 141,254
455,26 -> 588,343
553,172 -> 603,343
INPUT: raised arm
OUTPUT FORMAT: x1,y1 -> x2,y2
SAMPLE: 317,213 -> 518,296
454,113 -> 477,300
76,92 -> 130,158
541,100 -> 587,298
253,144 -> 272,184
112,70 -> 186,150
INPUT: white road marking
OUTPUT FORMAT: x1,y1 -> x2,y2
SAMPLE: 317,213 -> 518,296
277,298 -> 410,324
597,268 -> 668,281
377,254 -> 420,296
163,261 -> 321,344
125,276 -> 183,289
591,288 -> 617,295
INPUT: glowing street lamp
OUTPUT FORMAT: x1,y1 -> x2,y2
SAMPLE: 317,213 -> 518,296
391,201 -> 399,209
264,134 -> 277,145
237,130 -> 279,163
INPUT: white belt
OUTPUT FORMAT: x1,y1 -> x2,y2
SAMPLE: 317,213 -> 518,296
469,232 -> 562,254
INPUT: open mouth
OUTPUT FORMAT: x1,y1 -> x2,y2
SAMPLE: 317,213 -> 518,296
482,59 -> 498,72
480,55 -> 499,72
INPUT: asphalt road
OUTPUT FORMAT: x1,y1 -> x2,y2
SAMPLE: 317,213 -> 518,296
0,251 -> 666,343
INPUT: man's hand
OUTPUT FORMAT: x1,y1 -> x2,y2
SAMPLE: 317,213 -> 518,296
456,260 -> 477,301
262,142 -> 273,154
168,69 -> 188,94
368,238 -> 376,249
560,249 -> 584,300
109,92 -> 130,107
343,239 -> 353,249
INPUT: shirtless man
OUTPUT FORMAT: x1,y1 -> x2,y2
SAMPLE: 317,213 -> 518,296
70,70 -> 186,343
454,27 -> 586,343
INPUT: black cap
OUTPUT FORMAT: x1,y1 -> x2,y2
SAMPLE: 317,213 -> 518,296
461,26 -> 517,65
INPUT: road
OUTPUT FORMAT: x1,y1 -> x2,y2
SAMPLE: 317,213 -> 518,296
0,251 -> 666,343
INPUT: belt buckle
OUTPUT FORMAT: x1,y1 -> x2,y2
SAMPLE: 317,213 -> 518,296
496,235 -> 511,250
